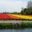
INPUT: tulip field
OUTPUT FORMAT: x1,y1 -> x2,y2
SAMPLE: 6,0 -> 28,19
0,14 -> 32,20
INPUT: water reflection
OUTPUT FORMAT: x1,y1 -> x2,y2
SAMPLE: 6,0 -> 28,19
0,29 -> 32,32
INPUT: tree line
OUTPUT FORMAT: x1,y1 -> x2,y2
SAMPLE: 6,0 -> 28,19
21,7 -> 32,15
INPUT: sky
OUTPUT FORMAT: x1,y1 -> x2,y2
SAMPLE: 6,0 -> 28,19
0,0 -> 30,13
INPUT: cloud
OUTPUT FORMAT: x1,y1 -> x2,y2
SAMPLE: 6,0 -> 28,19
0,0 -> 27,13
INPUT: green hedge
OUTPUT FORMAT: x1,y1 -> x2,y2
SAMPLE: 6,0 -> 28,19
0,22 -> 32,29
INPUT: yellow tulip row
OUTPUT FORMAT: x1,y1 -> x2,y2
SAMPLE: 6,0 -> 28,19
8,14 -> 32,20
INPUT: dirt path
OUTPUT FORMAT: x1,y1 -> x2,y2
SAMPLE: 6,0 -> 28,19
0,20 -> 22,24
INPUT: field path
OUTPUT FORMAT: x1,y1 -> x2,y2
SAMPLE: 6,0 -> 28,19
0,20 -> 22,24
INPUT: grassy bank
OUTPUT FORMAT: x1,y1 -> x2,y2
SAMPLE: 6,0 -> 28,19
0,22 -> 32,29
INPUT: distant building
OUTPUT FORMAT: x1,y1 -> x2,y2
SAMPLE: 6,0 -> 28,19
27,1 -> 32,8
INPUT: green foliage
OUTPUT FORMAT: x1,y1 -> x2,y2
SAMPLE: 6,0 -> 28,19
21,7 -> 32,15
0,22 -> 32,29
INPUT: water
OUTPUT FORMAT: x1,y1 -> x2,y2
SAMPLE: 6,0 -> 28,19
0,29 -> 32,32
